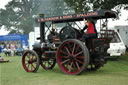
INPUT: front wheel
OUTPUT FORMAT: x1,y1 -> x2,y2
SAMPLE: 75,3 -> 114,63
56,39 -> 89,75
22,50 -> 40,72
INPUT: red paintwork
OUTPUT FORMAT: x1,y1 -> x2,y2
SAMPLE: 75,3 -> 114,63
56,40 -> 86,75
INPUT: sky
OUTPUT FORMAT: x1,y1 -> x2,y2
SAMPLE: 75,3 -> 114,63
0,0 -> 128,35
0,0 -> 11,35
0,0 -> 10,8
107,10 -> 128,26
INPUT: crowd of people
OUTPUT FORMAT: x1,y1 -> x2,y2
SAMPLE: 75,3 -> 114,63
0,41 -> 27,56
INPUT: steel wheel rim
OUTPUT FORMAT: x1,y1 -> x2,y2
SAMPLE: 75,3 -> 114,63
57,40 -> 87,75
22,51 -> 39,72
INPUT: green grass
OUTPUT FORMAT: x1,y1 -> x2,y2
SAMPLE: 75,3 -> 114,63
0,52 -> 128,85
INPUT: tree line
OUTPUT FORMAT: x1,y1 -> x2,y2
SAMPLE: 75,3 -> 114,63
0,0 -> 127,35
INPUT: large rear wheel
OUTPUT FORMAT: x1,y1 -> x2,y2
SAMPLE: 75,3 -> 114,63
56,39 -> 89,75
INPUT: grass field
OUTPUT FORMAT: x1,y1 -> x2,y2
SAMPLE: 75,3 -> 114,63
0,52 -> 128,85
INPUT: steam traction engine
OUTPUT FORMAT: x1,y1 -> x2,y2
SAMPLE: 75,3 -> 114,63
22,10 -> 117,75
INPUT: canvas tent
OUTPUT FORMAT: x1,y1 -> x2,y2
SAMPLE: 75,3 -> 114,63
0,34 -> 28,48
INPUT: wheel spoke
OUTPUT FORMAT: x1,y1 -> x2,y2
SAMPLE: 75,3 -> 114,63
27,64 -> 30,69
27,55 -> 31,60
60,50 -> 68,55
75,44 -> 80,54
31,58 -> 37,63
25,62 -> 29,65
72,43 -> 76,54
65,47 -> 71,55
65,60 -> 70,68
31,64 -> 35,69
75,51 -> 83,57
75,58 -> 84,64
31,55 -> 34,60
67,42 -> 72,53
60,56 -> 69,58
31,64 -> 33,71
33,61 -> 37,64
72,61 -> 77,71
75,62 -> 80,70
43,61 -> 46,65
61,59 -> 70,65
25,59 -> 29,62
76,56 -> 84,59
47,62 -> 51,66
91,65 -> 93,68
47,62 -> 49,67
48,61 -> 52,66
68,62 -> 73,72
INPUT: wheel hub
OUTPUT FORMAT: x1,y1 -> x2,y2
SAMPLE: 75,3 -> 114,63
28,60 -> 32,64
69,55 -> 74,60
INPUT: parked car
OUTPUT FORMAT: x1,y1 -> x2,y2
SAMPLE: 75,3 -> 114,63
107,29 -> 126,58
115,25 -> 128,50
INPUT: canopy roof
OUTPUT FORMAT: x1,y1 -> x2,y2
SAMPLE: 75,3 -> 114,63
37,10 -> 118,23
0,34 -> 28,47
0,34 -> 27,41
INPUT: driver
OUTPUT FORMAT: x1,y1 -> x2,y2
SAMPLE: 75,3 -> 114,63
82,18 -> 97,42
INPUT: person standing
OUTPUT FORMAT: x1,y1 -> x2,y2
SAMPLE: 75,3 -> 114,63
10,42 -> 16,56
0,45 -> 3,60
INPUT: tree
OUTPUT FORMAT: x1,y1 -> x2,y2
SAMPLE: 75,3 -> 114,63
64,0 -> 128,13
1,0 -> 127,35
0,0 -> 66,35
37,0 -> 69,17
0,0 -> 41,34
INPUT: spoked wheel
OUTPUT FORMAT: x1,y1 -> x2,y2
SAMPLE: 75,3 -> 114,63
22,50 -> 40,72
87,64 -> 101,71
56,39 -> 89,75
40,54 -> 56,70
